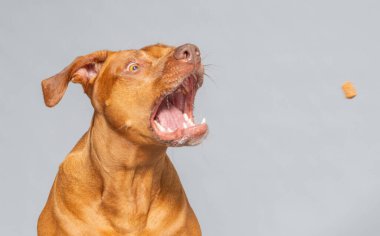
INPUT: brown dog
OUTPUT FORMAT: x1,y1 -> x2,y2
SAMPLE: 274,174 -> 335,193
38,43 -> 208,236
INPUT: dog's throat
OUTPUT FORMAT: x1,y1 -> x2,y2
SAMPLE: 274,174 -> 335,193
156,101 -> 187,131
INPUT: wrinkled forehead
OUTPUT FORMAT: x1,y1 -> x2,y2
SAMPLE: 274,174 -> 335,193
109,44 -> 175,63
140,44 -> 175,58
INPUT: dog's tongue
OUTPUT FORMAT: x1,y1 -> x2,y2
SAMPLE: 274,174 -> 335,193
156,104 -> 185,130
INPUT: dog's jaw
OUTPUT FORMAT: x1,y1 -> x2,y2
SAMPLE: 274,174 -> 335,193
150,71 -> 208,146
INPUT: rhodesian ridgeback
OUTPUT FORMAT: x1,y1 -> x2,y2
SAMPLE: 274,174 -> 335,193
38,43 -> 208,236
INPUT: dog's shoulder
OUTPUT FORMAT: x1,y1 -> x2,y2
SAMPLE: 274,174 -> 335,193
57,132 -> 90,178
70,131 -> 90,154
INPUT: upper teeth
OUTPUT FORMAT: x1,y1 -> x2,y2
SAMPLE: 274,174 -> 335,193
201,118 -> 206,124
166,97 -> 170,109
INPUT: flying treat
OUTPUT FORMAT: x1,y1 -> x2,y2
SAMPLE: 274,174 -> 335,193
342,81 -> 357,99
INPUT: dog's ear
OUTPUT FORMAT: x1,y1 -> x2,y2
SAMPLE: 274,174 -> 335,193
41,50 -> 111,107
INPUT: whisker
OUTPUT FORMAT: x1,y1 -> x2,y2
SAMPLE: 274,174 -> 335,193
204,72 -> 217,86
203,64 -> 215,67
203,64 -> 221,70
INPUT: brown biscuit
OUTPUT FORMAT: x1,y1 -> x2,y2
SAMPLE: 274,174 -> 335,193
342,81 -> 357,99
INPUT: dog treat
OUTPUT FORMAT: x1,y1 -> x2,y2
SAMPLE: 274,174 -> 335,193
342,81 -> 357,99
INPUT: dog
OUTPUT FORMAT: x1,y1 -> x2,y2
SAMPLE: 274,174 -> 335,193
38,43 -> 208,236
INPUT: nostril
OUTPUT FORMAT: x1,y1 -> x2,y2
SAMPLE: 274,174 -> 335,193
183,50 -> 191,59
174,44 -> 200,62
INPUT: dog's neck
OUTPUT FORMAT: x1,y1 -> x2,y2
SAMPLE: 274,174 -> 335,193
88,113 -> 169,231
89,113 -> 167,171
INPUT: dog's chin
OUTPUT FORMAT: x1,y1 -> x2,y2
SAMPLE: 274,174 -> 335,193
150,74 -> 208,147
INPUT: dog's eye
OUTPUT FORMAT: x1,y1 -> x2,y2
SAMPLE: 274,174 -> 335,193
127,62 -> 140,72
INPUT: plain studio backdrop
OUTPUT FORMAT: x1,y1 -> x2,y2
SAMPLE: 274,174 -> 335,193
1,0 -> 380,235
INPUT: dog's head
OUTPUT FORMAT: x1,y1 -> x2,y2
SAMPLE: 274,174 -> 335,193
42,44 -> 208,147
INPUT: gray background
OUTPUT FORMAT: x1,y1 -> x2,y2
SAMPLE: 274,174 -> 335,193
1,0 -> 380,235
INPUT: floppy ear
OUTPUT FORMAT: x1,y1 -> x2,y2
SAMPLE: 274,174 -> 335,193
41,50 -> 110,107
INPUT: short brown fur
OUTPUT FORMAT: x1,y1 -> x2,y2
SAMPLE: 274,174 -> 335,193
38,44 -> 204,236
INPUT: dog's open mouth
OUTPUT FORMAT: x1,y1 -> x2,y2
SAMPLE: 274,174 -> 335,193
151,74 -> 208,146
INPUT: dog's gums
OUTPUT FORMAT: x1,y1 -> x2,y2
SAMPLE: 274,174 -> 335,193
151,73 -> 208,145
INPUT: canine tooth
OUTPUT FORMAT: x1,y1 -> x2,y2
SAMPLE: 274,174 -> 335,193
201,118 -> 206,124
166,97 -> 170,109
167,128 -> 173,132
184,113 -> 189,121
189,119 -> 195,126
183,122 -> 188,129
154,120 -> 165,132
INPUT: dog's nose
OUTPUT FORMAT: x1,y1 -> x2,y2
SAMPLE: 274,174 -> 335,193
174,44 -> 200,63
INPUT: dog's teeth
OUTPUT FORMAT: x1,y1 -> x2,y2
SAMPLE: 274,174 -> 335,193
167,128 -> 173,132
184,113 -> 195,126
201,118 -> 206,124
183,122 -> 188,129
155,120 -> 166,132
166,97 -> 170,109
183,84 -> 191,94
184,113 -> 189,121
